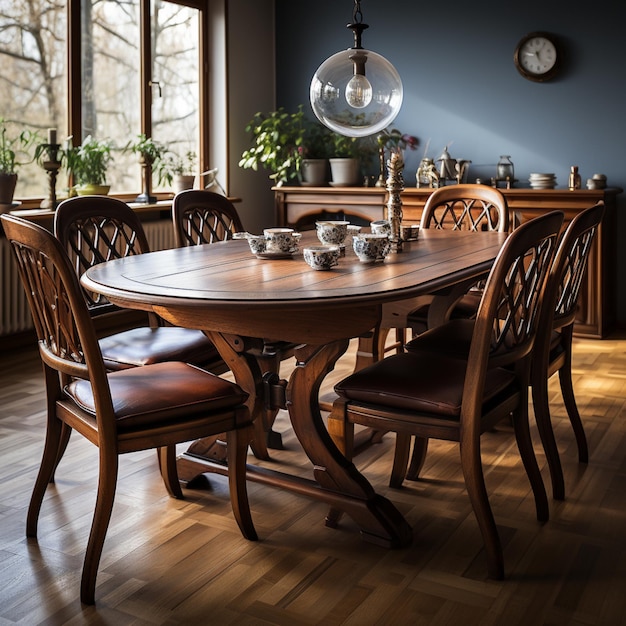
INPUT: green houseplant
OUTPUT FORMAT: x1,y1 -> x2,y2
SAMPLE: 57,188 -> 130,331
0,118 -> 41,206
160,150 -> 197,193
239,106 -> 307,186
64,135 -> 113,195
299,121 -> 332,185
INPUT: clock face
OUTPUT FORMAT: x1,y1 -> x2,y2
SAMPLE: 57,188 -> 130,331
514,32 -> 559,82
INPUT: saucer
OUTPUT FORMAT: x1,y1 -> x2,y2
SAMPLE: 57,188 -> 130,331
254,249 -> 297,260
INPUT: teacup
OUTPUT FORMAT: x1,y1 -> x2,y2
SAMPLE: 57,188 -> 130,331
303,245 -> 340,270
353,233 -> 391,263
316,220 -> 350,246
370,219 -> 392,236
264,228 -> 301,254
401,224 -> 420,241
247,234 -> 267,255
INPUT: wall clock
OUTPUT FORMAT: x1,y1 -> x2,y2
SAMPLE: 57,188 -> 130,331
514,32 -> 560,82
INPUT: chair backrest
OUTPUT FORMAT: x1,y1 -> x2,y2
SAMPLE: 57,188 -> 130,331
545,202 -> 605,332
172,189 -> 245,247
421,184 -> 509,233
54,195 -> 151,312
466,211 -> 564,391
1,214 -> 112,414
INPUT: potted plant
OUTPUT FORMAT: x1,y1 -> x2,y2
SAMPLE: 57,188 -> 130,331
124,133 -> 169,203
64,135 -> 113,196
299,121 -> 332,186
161,150 -> 197,193
329,133 -> 361,187
0,118 -> 40,208
239,106 -> 307,186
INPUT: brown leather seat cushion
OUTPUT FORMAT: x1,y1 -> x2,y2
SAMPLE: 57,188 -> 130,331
99,327 -> 220,369
334,350 -> 516,418
65,361 -> 248,432
405,318 -> 475,359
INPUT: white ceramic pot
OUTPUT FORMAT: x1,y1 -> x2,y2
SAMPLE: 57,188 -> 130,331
300,159 -> 328,186
329,158 -> 360,187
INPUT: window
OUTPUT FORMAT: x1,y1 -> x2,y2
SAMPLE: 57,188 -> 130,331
0,0 -> 206,200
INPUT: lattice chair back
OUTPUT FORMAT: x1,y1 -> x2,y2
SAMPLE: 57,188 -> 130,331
421,184 -> 509,233
172,189 -> 245,247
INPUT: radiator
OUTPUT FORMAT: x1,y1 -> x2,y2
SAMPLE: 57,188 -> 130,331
1,235 -> 32,336
0,219 -> 176,337
143,219 -> 176,251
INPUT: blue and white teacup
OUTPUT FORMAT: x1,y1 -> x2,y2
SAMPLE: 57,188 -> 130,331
316,220 -> 350,246
303,244 -> 340,270
264,228 -> 301,254
353,232 -> 391,263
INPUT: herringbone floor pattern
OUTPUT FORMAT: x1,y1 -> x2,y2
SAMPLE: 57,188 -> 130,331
1,334 -> 625,625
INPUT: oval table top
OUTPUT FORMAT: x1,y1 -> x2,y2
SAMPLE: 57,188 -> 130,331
82,229 -> 506,309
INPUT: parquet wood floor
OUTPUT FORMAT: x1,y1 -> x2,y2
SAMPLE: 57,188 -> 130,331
1,334 -> 625,625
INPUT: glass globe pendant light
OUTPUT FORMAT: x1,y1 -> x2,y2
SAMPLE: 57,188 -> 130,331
310,0 -> 403,138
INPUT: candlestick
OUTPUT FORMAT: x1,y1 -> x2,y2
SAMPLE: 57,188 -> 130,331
47,128 -> 57,145
39,139 -> 62,210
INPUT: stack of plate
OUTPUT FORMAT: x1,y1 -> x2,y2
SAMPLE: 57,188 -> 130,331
529,173 -> 557,189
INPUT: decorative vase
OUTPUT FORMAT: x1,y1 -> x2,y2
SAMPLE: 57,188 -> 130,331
300,159 -> 328,186
329,158 -> 360,187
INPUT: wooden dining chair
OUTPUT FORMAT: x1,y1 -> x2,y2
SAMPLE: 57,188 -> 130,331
402,203 -> 605,500
406,184 -> 510,334
327,211 -> 563,579
55,195 -> 227,497
54,195 -> 224,374
530,202 -> 605,500
171,189 -> 298,457
1,214 -> 257,605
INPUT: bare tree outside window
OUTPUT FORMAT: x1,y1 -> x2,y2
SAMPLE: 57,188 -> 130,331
0,0 -> 66,197
0,0 -> 201,200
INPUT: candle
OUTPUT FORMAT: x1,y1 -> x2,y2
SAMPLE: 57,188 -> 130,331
48,128 -> 57,145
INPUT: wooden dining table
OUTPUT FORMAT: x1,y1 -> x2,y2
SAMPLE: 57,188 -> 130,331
82,228 -> 507,548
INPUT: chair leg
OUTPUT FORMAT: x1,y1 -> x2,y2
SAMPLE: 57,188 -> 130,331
390,433 -> 411,488
512,404 -> 550,521
80,450 -> 119,605
50,423 -> 72,483
406,436 -> 429,481
532,368 -> 565,501
558,331 -> 588,463
558,366 -> 588,463
27,412 -> 64,537
157,446 -> 184,499
226,425 -> 257,541
459,435 -> 504,580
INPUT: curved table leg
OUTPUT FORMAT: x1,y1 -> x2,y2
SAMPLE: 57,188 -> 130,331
286,341 -> 412,548
177,333 -> 412,548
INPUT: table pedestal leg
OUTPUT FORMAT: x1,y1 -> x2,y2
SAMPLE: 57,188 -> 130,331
177,333 -> 412,548
287,341 -> 412,547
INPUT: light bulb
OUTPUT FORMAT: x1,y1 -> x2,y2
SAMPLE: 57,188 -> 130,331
345,74 -> 372,108
310,48 -> 403,138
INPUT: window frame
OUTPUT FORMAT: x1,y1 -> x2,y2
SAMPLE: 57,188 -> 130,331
66,0 -> 211,197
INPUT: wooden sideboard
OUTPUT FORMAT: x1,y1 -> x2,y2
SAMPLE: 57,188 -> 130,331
274,185 -> 623,338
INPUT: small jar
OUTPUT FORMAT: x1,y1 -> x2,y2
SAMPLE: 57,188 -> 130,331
568,166 -> 581,190
497,155 -> 514,181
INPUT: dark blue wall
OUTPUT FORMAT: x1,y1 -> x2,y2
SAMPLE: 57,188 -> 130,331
275,1 -> 626,326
